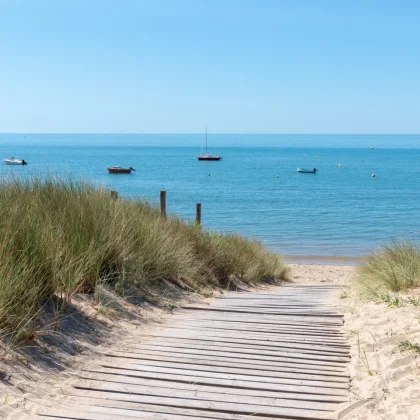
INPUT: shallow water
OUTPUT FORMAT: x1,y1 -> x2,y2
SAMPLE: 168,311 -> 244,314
1,134 -> 419,257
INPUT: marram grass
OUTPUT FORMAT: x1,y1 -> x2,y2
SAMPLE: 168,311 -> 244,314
0,177 -> 288,342
356,241 -> 420,296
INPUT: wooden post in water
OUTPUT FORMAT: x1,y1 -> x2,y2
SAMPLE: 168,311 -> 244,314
160,190 -> 167,217
196,203 -> 201,225
110,191 -> 118,200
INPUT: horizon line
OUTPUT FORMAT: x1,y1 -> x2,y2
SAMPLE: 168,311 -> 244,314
1,132 -> 420,136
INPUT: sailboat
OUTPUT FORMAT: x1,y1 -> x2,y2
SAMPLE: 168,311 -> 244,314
198,126 -> 222,161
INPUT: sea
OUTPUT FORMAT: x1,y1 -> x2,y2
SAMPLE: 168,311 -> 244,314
1,133 -> 420,262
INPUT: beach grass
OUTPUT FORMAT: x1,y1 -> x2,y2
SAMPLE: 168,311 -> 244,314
0,177 -> 288,344
356,241 -> 420,296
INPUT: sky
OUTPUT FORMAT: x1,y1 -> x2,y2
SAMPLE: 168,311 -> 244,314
1,0 -> 420,134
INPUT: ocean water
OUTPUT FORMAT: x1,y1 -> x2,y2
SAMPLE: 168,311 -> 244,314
1,134 -> 420,258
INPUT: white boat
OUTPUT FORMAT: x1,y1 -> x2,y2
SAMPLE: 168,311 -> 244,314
3,157 -> 27,165
297,168 -> 317,173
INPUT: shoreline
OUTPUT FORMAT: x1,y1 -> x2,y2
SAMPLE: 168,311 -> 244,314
283,255 -> 363,266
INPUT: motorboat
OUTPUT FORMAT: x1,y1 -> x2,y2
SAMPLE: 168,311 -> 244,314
297,168 -> 317,173
3,157 -> 27,165
107,166 -> 135,174
198,126 -> 222,161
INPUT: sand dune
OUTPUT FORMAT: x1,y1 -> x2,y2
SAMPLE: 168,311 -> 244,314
1,264 -> 419,419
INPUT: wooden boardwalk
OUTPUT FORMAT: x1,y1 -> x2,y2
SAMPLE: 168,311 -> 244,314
23,284 -> 351,419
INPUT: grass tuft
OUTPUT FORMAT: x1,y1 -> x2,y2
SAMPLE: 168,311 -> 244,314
0,177 -> 288,343
356,241 -> 420,297
399,340 -> 420,354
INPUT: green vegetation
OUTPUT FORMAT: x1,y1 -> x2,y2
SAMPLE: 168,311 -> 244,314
376,294 -> 420,308
378,294 -> 405,308
0,177 -> 288,344
356,241 -> 420,296
399,340 -> 420,354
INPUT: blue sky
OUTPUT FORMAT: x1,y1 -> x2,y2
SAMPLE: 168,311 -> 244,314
1,0 -> 419,134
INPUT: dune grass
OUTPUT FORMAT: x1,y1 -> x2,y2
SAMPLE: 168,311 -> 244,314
356,241 -> 420,296
0,177 -> 288,344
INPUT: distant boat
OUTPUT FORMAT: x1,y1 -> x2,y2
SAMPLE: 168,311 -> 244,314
3,157 -> 27,165
297,168 -> 317,173
198,126 -> 222,161
107,166 -> 135,174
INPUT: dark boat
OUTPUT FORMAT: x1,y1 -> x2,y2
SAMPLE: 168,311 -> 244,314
107,166 -> 135,174
198,126 -> 222,161
297,168 -> 317,173
198,155 -> 222,161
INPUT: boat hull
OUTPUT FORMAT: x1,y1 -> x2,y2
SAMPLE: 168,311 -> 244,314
107,167 -> 133,174
198,156 -> 222,161
297,168 -> 317,173
3,159 -> 27,165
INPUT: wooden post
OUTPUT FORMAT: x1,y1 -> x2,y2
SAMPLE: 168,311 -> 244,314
160,190 -> 166,217
196,203 -> 201,225
110,191 -> 118,200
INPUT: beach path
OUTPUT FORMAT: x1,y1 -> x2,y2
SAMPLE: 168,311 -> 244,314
13,283 -> 351,420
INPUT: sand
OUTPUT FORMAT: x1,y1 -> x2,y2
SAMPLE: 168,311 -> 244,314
1,264 -> 419,419
291,264 -> 420,420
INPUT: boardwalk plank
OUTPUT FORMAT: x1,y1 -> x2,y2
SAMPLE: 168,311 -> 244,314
61,386 -> 339,419
79,371 -> 349,402
52,394 -> 317,420
69,378 -> 343,411
100,350 -> 349,375
89,364 -> 350,396
105,347 -> 348,370
93,351 -> 350,379
32,284 -> 350,420
84,360 -> 349,388
131,333 -> 351,353
109,342 -> 350,363
166,324 -> 344,337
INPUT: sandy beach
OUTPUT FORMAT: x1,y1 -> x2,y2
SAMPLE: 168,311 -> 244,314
1,264 -> 419,419
291,264 -> 420,420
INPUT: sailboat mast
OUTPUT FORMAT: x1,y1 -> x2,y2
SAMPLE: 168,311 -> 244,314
205,125 -> 208,154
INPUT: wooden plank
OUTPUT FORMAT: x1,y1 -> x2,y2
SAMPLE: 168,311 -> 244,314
120,339 -> 350,360
102,350 -> 348,374
105,347 -> 348,370
131,333 -> 351,353
21,283 -> 351,420
87,365 -> 349,397
207,303 -> 339,310
91,364 -> 350,396
143,321 -> 346,333
169,313 -> 344,326
51,394 -> 308,420
80,371 -> 349,398
93,350 -> 351,379
166,320 -> 346,335
159,324 -> 348,342
38,403 -> 224,420
131,330 -> 350,347
85,360 -> 349,388
63,385 -> 339,419
210,301 -> 339,308
69,378 -> 344,411
39,408 -> 163,420
109,342 -> 350,363
180,306 -> 344,318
